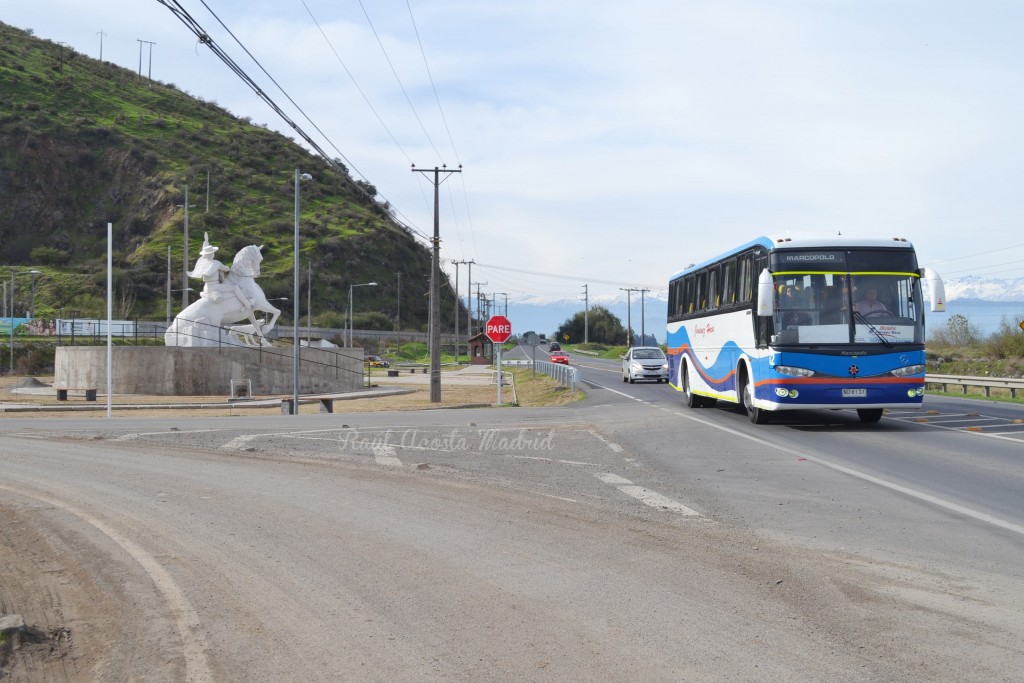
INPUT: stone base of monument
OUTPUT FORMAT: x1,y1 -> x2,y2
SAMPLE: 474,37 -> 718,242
55,346 -> 365,397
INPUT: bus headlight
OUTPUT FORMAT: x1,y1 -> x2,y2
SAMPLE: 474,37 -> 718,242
891,365 -> 926,377
774,365 -> 815,378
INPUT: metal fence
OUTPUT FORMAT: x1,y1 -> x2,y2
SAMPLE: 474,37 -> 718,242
926,373 -> 1024,399
529,360 -> 579,391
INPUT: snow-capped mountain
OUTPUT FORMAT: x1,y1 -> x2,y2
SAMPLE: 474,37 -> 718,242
942,276 -> 1024,302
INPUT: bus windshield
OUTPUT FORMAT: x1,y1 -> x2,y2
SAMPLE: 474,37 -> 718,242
772,272 -> 923,345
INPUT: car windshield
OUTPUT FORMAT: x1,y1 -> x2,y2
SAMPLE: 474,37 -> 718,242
632,349 -> 665,360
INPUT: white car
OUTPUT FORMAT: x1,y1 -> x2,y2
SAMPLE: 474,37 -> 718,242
622,347 -> 669,383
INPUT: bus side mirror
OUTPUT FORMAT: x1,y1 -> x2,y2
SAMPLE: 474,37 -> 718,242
756,268 -> 775,316
920,267 -> 947,312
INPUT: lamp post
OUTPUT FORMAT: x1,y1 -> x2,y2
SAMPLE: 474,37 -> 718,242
293,170 -> 313,414
28,269 -> 41,318
349,282 -> 377,347
177,186 -> 196,310
9,269 -> 41,374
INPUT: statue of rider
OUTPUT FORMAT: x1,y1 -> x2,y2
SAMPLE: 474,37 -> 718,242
188,233 -> 252,310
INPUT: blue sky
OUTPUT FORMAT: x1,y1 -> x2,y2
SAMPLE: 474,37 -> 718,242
6,1 -> 1024,329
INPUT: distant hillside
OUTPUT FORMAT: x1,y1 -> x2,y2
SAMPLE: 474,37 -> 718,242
0,21 -> 459,331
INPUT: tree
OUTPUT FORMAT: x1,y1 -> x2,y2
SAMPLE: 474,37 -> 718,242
555,305 -> 626,345
935,313 -> 981,346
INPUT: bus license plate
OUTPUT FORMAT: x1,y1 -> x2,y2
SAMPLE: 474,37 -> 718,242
842,388 -> 867,398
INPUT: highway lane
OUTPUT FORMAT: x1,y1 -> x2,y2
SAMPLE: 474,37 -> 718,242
547,344 -> 1024,572
2,349 -> 1024,679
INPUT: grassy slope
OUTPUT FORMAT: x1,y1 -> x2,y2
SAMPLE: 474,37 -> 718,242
0,22 -> 442,328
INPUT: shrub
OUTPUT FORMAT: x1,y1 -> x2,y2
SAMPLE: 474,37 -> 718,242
929,313 -> 981,346
985,317 -> 1024,359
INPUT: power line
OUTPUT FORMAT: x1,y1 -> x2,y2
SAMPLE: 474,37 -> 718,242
299,0 -> 414,166
357,0 -> 444,162
155,0 -> 433,245
472,261 -> 660,289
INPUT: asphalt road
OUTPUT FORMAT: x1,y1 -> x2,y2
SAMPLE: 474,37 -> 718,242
2,346 -> 1023,680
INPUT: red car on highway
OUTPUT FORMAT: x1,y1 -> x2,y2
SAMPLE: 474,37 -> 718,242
549,350 -> 569,365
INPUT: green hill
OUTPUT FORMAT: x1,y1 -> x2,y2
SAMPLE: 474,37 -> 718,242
0,21 -> 455,332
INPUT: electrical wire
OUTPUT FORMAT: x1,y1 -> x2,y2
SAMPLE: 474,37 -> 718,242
299,0 -> 414,166
356,0 -> 444,162
154,0 -> 433,244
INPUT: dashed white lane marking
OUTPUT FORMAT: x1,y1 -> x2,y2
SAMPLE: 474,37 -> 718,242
588,429 -> 623,453
114,428 -> 228,442
511,455 -> 602,466
372,445 -> 404,468
595,473 -> 701,516
221,434 -> 260,451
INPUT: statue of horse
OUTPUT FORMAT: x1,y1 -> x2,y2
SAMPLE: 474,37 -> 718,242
164,244 -> 281,347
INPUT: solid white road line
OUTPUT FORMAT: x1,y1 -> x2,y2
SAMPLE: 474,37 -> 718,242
670,410 -> 1024,537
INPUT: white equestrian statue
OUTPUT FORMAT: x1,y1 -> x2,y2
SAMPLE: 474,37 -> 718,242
164,235 -> 281,347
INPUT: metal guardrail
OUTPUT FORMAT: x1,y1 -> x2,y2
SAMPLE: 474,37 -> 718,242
530,360 -> 579,391
926,374 -> 1024,399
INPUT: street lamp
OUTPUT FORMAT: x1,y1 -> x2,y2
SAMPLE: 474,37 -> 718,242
9,269 -> 42,374
28,269 -> 41,318
177,185 -> 196,310
349,282 -> 377,347
293,170 -> 312,414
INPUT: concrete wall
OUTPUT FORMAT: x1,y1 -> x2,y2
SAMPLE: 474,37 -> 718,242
55,346 -> 365,396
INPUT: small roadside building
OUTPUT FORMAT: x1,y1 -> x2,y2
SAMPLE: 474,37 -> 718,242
467,332 -> 493,365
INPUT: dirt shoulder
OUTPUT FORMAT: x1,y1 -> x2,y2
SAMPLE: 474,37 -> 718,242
0,367 -> 582,418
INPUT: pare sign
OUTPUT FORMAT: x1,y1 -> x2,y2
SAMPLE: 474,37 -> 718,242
485,315 -> 512,343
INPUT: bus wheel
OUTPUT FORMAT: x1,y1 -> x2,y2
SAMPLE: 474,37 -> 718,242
684,367 -> 701,408
742,375 -> 769,424
857,408 -> 883,423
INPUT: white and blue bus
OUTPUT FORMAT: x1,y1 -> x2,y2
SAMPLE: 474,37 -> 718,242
666,235 -> 946,424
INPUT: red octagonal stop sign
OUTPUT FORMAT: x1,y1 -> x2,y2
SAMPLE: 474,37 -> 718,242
485,315 -> 512,343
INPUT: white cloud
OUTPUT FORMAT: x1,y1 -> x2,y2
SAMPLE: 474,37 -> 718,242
6,0 -> 1024,311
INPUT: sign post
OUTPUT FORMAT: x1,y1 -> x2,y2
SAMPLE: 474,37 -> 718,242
485,315 -> 512,404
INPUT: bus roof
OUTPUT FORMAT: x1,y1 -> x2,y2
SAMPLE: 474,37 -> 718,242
668,234 -> 916,281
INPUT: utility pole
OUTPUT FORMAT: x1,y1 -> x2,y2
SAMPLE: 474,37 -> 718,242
582,284 -> 589,344
166,245 -> 171,325
638,288 -> 650,345
57,42 -> 69,76
619,287 -> 638,347
137,39 -> 155,83
456,260 -> 474,339
97,30 -> 105,61
395,272 -> 401,331
451,263 -> 460,363
475,282 -> 488,333
411,164 -> 462,403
